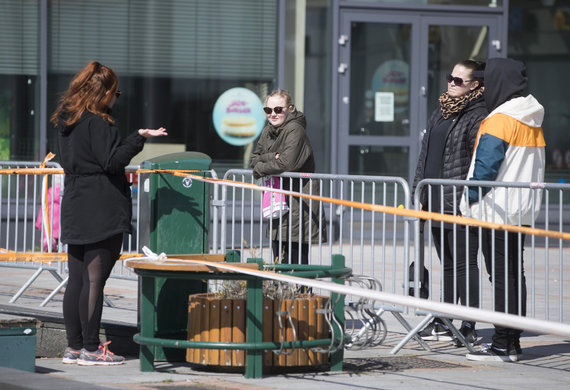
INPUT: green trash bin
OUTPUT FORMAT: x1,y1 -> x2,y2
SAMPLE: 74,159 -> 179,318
139,151 -> 211,362
140,151 -> 210,254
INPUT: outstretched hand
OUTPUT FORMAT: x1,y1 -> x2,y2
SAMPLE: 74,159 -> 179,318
138,127 -> 168,138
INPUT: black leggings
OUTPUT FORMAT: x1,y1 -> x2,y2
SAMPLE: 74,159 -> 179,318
431,226 -> 480,308
63,234 -> 123,351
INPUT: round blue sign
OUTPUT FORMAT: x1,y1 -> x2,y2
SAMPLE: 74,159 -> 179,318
212,87 -> 265,146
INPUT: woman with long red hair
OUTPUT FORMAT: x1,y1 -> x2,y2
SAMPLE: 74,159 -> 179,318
52,61 -> 167,365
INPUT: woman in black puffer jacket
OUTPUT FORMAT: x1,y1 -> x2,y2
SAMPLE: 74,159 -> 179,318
412,60 -> 487,346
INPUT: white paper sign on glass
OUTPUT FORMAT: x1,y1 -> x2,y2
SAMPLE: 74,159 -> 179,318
375,92 -> 394,122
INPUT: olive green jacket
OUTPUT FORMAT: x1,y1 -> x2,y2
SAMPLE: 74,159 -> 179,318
250,110 -> 327,243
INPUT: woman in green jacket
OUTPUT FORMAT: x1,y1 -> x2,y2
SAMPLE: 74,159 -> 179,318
250,89 -> 326,264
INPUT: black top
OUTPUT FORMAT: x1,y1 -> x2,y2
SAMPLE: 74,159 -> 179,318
413,96 -> 487,214
57,111 -> 146,244
424,115 -> 453,180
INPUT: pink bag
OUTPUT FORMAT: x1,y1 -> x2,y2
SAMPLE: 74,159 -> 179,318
35,184 -> 61,252
262,177 -> 289,219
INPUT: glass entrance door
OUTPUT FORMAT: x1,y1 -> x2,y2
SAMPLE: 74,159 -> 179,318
336,9 -> 502,182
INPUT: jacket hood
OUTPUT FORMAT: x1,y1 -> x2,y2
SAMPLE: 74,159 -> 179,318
484,57 -> 528,112
58,110 -> 85,136
58,112 -> 73,135
488,95 -> 544,128
58,109 -> 112,135
268,109 -> 306,137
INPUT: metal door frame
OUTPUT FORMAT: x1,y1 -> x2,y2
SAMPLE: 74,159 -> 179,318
332,2 -> 506,181
336,10 -> 422,179
418,15 -> 502,142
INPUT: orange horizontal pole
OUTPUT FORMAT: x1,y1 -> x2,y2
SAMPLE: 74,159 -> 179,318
0,251 -> 144,264
0,168 -> 64,175
0,168 -> 203,175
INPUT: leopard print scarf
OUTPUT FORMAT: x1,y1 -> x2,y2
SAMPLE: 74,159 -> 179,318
439,86 -> 485,119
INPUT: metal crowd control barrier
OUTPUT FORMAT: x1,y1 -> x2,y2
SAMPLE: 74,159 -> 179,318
0,163 -> 144,306
218,170 -> 409,290
38,165 -> 149,306
397,178 -> 570,353
0,160 -> 66,304
6,161 -> 570,353
0,163 -> 221,306
216,169 -> 431,350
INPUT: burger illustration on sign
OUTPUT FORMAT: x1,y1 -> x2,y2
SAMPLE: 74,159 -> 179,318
212,87 -> 265,146
221,116 -> 257,138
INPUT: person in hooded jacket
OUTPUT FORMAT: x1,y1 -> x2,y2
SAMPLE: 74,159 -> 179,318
462,58 -> 545,362
250,89 -> 326,265
52,61 -> 167,365
413,60 -> 487,346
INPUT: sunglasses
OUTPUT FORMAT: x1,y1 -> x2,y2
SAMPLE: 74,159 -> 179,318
115,90 -> 122,98
263,106 -> 285,115
447,74 -> 472,86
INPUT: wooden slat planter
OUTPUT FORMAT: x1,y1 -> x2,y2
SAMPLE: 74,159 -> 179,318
186,293 -> 329,367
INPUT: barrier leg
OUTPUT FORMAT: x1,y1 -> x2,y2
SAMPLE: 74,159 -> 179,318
103,295 -> 115,308
440,317 -> 477,353
9,267 -> 45,303
48,268 -> 65,283
39,276 -> 68,307
389,311 -> 431,352
39,276 -> 114,308
390,314 -> 434,355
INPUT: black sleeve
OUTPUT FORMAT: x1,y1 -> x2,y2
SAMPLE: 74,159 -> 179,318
90,117 -> 146,174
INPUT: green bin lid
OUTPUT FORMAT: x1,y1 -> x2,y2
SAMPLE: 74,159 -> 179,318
142,151 -> 211,170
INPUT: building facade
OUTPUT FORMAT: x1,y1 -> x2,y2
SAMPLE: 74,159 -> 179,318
1,0 -> 568,184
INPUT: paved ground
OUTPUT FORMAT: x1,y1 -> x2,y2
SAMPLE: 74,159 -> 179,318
1,265 -> 570,389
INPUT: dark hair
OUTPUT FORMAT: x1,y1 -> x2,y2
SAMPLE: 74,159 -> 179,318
457,59 -> 485,87
50,61 -> 119,127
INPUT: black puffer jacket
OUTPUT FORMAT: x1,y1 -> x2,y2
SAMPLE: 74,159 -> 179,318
413,96 -> 487,214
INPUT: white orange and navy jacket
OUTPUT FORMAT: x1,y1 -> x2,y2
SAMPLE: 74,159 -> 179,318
460,95 -> 545,225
